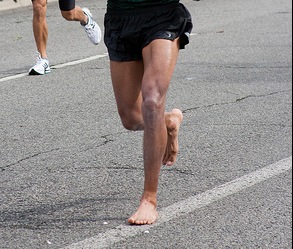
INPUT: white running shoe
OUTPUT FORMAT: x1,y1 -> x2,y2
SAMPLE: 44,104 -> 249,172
29,53 -> 51,75
82,7 -> 102,45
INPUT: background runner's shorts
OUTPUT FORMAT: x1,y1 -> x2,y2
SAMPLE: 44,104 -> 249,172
31,0 -> 75,11
104,3 -> 193,62
59,0 -> 75,11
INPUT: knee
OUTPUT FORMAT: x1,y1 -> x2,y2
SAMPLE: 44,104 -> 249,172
141,96 -> 165,127
32,0 -> 46,16
118,109 -> 143,131
142,96 -> 164,116
61,10 -> 75,21
122,120 -> 142,131
142,80 -> 166,115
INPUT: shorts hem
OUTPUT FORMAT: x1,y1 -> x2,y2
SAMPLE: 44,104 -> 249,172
105,3 -> 193,62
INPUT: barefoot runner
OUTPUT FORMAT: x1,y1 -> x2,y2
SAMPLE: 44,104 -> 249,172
104,0 -> 193,225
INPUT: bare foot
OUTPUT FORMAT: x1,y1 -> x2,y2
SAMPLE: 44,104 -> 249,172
163,109 -> 184,166
128,195 -> 158,225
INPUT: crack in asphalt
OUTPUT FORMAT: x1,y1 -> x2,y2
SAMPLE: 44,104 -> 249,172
0,136 -> 116,172
183,89 -> 292,114
0,148 -> 60,172
0,131 -> 131,172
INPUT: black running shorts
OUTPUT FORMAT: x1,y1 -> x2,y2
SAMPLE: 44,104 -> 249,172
59,0 -> 75,11
104,3 -> 193,62
31,0 -> 75,11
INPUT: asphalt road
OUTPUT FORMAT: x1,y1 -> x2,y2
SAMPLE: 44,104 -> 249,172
0,0 -> 292,248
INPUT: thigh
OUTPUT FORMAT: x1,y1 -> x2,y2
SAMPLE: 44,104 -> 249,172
141,38 -> 180,101
110,60 -> 144,117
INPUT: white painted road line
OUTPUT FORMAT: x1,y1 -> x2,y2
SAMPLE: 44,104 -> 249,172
0,73 -> 28,83
52,54 -> 108,69
62,156 -> 292,249
0,54 -> 108,83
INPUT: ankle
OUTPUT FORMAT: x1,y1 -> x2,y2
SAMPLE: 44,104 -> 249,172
140,192 -> 157,207
81,16 -> 88,26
